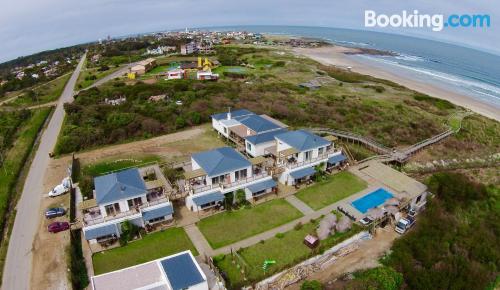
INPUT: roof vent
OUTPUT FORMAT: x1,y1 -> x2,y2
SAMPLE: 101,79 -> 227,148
121,185 -> 126,192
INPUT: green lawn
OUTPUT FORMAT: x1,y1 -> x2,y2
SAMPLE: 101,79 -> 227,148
82,154 -> 161,177
295,172 -> 367,210
215,220 -> 362,288
92,227 -> 198,275
197,199 -> 303,249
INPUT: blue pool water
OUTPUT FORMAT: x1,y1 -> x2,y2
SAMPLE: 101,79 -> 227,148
352,188 -> 393,214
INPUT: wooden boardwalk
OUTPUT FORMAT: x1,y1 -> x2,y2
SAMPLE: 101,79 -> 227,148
311,126 -> 456,164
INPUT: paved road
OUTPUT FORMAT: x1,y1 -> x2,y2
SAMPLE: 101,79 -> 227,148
82,63 -> 134,91
1,54 -> 86,290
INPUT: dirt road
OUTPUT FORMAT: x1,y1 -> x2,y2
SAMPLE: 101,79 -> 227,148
1,54 -> 85,290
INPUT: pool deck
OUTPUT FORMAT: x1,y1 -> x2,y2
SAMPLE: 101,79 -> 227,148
341,160 -> 427,220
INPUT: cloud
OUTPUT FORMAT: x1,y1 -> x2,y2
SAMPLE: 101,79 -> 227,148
0,0 -> 498,62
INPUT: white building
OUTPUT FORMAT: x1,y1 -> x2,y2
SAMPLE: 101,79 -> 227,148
91,250 -> 209,290
184,147 -> 276,212
81,168 -> 173,243
273,130 -> 345,185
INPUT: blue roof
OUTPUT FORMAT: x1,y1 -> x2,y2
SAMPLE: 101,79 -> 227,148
245,128 -> 288,145
328,154 -> 346,164
290,167 -> 316,179
94,168 -> 147,205
246,179 -> 277,193
160,253 -> 205,290
276,130 -> 330,151
239,115 -> 282,133
142,203 -> 173,221
83,223 -> 119,240
192,191 -> 224,206
211,109 -> 254,121
192,147 -> 251,177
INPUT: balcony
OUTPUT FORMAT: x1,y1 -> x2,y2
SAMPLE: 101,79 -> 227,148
82,197 -> 171,226
190,172 -> 270,195
283,150 -> 341,170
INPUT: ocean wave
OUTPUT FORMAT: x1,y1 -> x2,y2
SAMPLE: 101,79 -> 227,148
357,55 -> 500,105
393,54 -> 425,62
333,40 -> 370,47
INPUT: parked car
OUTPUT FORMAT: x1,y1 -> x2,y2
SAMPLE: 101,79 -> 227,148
47,221 -> 70,233
48,184 -> 69,197
359,216 -> 373,226
395,216 -> 416,234
45,207 -> 66,219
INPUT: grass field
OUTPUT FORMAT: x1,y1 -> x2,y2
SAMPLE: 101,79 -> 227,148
0,108 -> 52,281
5,73 -> 71,107
82,154 -> 162,177
92,227 -> 198,275
295,172 -> 367,210
215,219 -> 362,288
197,199 -> 303,249
76,65 -> 123,89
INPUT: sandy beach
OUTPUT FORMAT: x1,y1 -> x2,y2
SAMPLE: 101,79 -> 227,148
294,46 -> 500,122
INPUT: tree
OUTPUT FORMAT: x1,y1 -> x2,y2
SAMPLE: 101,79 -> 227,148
235,189 -> 246,206
119,220 -> 140,246
300,280 -> 323,290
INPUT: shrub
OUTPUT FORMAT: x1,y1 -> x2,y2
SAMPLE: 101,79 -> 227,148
301,280 -> 323,290
294,222 -> 303,231
275,233 -> 285,239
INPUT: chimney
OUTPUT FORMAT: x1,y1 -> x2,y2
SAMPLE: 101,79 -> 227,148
227,107 -> 232,120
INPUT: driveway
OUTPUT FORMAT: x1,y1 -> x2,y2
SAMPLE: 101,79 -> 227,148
1,54 -> 85,290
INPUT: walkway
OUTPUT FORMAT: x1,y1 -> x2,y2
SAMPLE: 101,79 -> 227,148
285,195 -> 314,215
184,224 -> 215,256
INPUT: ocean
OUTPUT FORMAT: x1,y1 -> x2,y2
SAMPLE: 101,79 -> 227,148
206,25 -> 500,111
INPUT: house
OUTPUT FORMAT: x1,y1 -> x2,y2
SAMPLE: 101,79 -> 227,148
184,147 -> 276,211
196,70 -> 219,80
130,58 -> 157,75
81,167 -> 173,243
273,130 -> 345,185
167,69 -> 185,80
180,42 -> 197,55
211,109 -> 286,146
91,251 -> 209,290
244,128 -> 288,157
104,96 -> 126,106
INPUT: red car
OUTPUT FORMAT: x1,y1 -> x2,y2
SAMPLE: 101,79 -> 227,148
47,221 -> 70,233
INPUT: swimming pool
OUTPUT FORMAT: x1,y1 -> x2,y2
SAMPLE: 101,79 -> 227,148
352,188 -> 394,214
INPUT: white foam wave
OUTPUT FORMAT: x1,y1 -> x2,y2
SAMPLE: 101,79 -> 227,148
357,55 -> 500,105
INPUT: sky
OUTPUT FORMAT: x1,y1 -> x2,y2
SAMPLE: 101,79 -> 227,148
0,0 -> 498,62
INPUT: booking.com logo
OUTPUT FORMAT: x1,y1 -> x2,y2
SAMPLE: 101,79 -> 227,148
365,10 -> 491,31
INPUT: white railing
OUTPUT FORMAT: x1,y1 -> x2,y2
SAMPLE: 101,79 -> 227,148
284,150 -> 341,169
192,172 -> 270,194
83,198 -> 171,226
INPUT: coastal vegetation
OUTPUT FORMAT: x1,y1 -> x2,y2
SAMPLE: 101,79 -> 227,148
0,108 -> 52,281
56,45 -> 477,154
336,172 -> 499,290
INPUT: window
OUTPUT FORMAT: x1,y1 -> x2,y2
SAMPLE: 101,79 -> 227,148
416,195 -> 422,204
246,143 -> 252,151
127,197 -> 143,208
304,150 -> 312,161
223,127 -> 227,134
235,169 -> 247,181
105,203 -> 120,216
148,216 -> 166,224
318,147 -> 324,155
212,174 -> 228,184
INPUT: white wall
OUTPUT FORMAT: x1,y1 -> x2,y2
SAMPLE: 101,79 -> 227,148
245,140 -> 276,157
